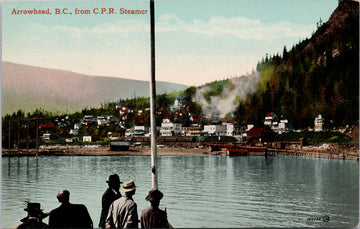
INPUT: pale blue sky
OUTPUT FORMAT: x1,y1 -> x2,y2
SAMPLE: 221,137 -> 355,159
2,0 -> 338,86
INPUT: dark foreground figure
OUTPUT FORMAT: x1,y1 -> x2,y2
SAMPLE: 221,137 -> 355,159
141,189 -> 172,228
17,202 -> 49,229
99,174 -> 122,228
48,190 -> 93,228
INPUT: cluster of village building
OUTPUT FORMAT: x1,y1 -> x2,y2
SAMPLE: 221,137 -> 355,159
40,96 -> 328,144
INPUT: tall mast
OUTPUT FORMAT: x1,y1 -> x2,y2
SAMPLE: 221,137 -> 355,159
150,0 -> 158,189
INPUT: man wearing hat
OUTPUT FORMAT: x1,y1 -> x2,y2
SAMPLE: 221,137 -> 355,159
105,180 -> 138,228
99,174 -> 122,228
17,202 -> 49,229
140,189 -> 171,228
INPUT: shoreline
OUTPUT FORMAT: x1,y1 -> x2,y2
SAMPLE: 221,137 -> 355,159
1,145 -> 226,157
2,144 -> 358,160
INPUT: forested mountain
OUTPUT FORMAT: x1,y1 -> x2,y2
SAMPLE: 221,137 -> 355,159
234,0 -> 359,129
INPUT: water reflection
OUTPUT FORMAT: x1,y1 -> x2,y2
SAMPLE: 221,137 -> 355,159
2,155 -> 359,228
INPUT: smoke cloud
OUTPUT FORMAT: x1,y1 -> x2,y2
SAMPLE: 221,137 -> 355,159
192,71 -> 260,119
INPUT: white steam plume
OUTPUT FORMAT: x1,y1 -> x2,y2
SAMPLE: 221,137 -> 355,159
192,71 -> 260,119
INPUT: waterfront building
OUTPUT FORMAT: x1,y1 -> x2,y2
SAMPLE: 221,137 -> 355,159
132,126 -> 149,137
222,121 -> 246,142
203,124 -> 227,136
160,120 -> 182,136
246,126 -> 275,146
186,125 -> 203,136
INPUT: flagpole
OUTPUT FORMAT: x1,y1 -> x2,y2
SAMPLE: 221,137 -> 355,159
150,0 -> 158,189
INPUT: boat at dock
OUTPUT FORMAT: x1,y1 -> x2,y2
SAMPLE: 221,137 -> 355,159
226,146 -> 267,156
209,144 -> 267,156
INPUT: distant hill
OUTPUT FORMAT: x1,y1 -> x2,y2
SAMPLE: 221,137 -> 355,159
1,62 -> 188,115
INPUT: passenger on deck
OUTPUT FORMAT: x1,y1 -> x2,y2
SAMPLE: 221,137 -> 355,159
140,189 -> 172,228
99,174 -> 122,228
17,202 -> 49,229
48,190 -> 93,228
105,180 -> 138,228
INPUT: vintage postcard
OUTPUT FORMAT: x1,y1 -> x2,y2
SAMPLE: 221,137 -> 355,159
1,0 -> 359,228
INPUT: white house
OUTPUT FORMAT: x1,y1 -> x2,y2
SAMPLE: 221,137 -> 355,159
133,126 -> 149,136
170,96 -> 187,111
83,136 -> 92,142
69,129 -> 79,135
74,123 -> 81,129
264,112 -> 278,127
160,120 -> 182,136
278,120 -> 290,134
203,124 -> 227,136
314,114 -> 324,132
97,116 -> 108,125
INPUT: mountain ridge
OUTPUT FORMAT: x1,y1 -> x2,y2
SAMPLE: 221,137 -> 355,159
2,61 -> 188,115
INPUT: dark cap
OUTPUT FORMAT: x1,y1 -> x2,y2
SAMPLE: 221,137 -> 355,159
106,174 -> 122,184
145,189 -> 163,202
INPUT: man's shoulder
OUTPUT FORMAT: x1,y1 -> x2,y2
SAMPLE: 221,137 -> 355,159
50,205 -> 66,215
102,188 -> 112,196
103,188 -> 121,199
71,203 -> 89,211
111,196 -> 125,206
141,207 -> 152,215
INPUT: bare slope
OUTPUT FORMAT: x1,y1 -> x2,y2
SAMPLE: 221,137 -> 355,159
2,62 -> 188,115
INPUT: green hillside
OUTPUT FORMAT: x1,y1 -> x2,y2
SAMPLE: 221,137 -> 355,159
235,0 -> 359,129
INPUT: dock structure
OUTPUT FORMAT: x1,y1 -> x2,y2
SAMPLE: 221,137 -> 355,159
110,141 -> 130,151
2,117 -> 49,156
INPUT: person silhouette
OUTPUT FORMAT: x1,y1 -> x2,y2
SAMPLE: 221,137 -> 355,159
140,189 -> 172,228
17,202 -> 49,229
99,174 -> 122,228
48,190 -> 93,228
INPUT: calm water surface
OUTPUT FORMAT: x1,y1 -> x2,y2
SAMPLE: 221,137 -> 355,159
1,155 -> 359,228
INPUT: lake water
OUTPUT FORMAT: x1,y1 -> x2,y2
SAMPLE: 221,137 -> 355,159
1,155 -> 359,228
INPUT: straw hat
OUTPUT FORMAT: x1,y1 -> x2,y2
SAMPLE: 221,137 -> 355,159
121,180 -> 136,192
145,189 -> 163,202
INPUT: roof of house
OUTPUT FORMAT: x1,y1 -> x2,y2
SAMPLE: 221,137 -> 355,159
247,126 -> 270,135
39,124 -> 55,129
191,115 -> 200,120
265,112 -> 275,117
163,114 -> 171,119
